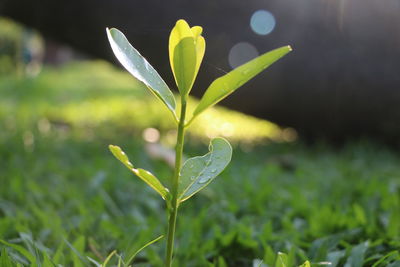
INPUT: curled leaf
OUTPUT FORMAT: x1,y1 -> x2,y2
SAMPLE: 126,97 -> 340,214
178,138 -> 232,202
169,19 -> 205,96
109,145 -> 170,200
191,26 -> 205,87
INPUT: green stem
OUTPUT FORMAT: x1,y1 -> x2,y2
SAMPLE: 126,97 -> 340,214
165,97 -> 187,267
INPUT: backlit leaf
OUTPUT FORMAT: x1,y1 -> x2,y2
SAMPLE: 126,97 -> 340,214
169,19 -> 204,96
192,46 -> 292,119
109,145 -> 169,200
178,138 -> 232,202
191,26 -> 205,88
106,28 -> 177,119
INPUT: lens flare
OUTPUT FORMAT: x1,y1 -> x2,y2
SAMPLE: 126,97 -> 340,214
250,10 -> 276,35
228,42 -> 259,69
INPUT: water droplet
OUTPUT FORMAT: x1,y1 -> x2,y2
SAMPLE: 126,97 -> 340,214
211,169 -> 217,173
199,176 -> 211,184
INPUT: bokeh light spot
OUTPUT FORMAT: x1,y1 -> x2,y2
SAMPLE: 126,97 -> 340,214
250,10 -> 276,35
143,127 -> 160,143
281,127 -> 298,142
228,42 -> 259,69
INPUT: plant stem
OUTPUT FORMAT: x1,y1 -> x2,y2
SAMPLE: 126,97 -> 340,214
165,97 -> 187,267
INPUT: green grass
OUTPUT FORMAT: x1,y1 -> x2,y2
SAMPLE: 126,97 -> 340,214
1,61 -> 400,266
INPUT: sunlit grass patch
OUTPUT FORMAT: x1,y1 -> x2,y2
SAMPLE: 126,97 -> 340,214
0,60 -> 291,145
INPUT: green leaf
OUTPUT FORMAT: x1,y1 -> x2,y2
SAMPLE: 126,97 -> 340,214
371,251 -> 400,267
169,19 -> 204,96
191,26 -> 206,80
101,250 -> 116,267
42,253 -> 55,267
327,250 -> 345,267
1,248 -> 14,267
298,261 -> 310,267
0,240 -> 35,264
344,242 -> 368,267
125,235 -> 164,266
106,28 -> 177,119
52,243 -> 64,265
178,138 -> 232,202
71,236 -> 86,267
192,46 -> 292,119
117,255 -> 123,267
275,252 -> 289,267
109,145 -> 170,200
217,256 -> 228,267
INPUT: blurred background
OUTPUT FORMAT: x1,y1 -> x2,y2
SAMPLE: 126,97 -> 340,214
1,0 -> 400,266
2,0 -> 400,142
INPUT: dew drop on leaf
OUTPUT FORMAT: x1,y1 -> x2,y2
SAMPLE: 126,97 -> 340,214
199,176 -> 211,184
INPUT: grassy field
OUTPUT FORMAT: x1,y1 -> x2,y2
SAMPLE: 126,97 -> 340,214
1,61 -> 400,266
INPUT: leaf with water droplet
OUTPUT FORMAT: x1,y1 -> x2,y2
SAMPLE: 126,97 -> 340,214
191,46 -> 292,120
177,138 -> 232,202
109,145 -> 170,201
106,28 -> 177,120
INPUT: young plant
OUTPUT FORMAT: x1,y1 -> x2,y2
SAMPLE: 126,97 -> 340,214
106,19 -> 291,266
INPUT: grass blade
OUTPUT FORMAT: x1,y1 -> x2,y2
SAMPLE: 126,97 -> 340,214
0,240 -> 35,264
126,235 -> 164,266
